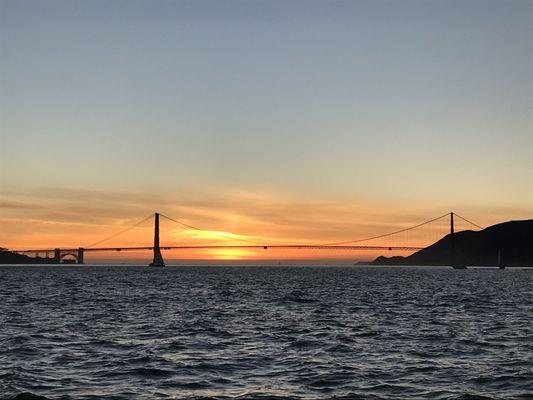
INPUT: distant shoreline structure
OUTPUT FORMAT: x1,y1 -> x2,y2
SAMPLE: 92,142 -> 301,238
0,249 -> 56,264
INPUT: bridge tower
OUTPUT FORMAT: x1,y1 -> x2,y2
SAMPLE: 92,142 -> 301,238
77,248 -> 84,264
450,212 -> 455,267
54,248 -> 61,263
149,212 -> 165,267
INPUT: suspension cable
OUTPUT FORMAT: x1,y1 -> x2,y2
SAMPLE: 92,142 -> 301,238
159,213 -> 266,245
85,211 -> 484,250
86,214 -> 153,248
454,213 -> 484,229
321,212 -> 451,246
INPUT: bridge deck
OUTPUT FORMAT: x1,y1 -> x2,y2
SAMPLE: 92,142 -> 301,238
13,244 -> 423,253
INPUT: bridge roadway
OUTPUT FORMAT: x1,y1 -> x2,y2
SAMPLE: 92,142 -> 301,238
15,244 -> 423,253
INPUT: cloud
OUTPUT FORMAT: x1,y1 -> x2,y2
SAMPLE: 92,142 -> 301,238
0,200 -> 43,210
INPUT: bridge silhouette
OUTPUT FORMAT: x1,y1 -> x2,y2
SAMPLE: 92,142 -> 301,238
11,211 -> 483,266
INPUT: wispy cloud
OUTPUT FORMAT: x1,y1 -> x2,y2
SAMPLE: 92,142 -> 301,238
0,200 -> 43,210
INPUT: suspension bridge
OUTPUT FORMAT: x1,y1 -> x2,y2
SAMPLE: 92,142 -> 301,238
10,211 -> 483,266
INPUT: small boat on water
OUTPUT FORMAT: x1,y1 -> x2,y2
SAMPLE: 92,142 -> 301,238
497,249 -> 505,269
452,265 -> 468,270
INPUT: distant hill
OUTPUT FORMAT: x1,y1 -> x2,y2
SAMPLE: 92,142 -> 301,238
371,219 -> 533,267
0,249 -> 55,264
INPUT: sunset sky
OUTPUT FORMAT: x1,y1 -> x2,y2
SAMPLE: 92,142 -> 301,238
1,0 -> 532,262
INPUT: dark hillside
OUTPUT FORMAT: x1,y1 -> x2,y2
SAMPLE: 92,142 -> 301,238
0,249 -> 55,264
372,220 -> 533,267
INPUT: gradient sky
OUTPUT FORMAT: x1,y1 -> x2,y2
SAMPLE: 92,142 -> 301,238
1,0 -> 532,261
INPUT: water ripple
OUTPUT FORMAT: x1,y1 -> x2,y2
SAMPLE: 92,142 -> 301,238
0,265 -> 531,399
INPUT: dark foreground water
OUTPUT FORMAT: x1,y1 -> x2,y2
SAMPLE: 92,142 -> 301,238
0,266 -> 531,400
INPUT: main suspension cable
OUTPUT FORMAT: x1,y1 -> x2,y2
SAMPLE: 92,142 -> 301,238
159,213 -> 266,245
86,214 -> 153,248
321,212 -> 451,246
454,213 -> 484,230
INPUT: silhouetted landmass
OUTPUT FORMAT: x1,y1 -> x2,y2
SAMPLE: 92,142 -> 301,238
371,219 -> 533,267
0,249 -> 55,264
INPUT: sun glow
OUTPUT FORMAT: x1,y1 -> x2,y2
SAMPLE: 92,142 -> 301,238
169,229 -> 263,259
174,229 -> 261,244
206,248 -> 257,260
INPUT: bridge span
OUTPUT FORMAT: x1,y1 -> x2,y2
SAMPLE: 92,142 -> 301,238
11,211 -> 482,266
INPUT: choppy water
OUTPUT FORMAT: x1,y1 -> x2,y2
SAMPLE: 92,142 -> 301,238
0,265 -> 531,400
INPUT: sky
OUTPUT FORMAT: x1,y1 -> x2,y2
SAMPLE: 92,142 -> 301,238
1,0 -> 532,262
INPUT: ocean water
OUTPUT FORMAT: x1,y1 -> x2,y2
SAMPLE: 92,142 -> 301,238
0,265 -> 531,400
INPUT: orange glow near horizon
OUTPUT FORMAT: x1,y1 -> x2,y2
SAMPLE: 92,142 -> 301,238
73,248 -> 401,264
176,229 -> 262,244
0,187 -> 516,263
205,248 -> 257,260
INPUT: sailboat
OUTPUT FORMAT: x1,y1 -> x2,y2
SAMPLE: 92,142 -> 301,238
497,249 -> 505,270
